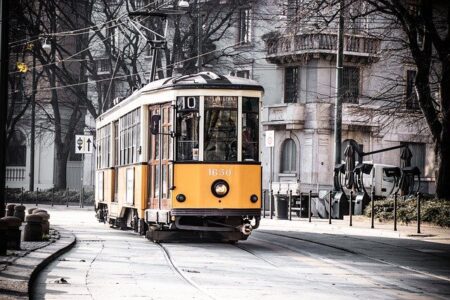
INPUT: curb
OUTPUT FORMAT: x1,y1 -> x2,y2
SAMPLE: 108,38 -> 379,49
0,227 -> 76,299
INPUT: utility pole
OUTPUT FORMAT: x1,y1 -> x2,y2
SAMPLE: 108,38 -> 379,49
0,0 -> 9,217
334,0 -> 345,167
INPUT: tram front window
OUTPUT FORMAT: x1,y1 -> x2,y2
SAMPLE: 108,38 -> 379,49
204,96 -> 238,161
176,96 -> 199,161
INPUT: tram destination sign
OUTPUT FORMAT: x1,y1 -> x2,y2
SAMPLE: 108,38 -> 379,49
177,96 -> 199,112
75,135 -> 94,154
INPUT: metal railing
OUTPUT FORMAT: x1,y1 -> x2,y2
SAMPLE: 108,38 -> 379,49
267,33 -> 380,56
262,188 -> 423,234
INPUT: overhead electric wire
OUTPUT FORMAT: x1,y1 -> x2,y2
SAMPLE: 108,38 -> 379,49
8,0 -> 165,47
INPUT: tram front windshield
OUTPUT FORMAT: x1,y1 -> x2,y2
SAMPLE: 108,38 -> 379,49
176,95 -> 259,162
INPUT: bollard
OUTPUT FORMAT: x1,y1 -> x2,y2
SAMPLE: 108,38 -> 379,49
308,190 -> 312,223
6,204 -> 16,217
35,212 -> 50,235
1,216 -> 22,250
288,190 -> 292,221
328,190 -> 332,224
23,214 -> 43,241
349,191 -> 353,227
371,188 -> 375,229
36,187 -> 39,206
0,219 -> 7,255
270,190 -> 274,219
394,192 -> 398,231
262,190 -> 266,218
13,205 -> 26,222
299,192 -> 303,219
417,192 -> 421,234
5,186 -> 8,207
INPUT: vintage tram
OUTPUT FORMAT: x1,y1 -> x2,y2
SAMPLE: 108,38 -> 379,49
95,72 -> 263,242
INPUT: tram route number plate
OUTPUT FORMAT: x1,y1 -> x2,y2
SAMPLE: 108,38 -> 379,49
208,168 -> 232,176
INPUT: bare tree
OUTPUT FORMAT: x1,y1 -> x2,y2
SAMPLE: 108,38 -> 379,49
12,0 -> 90,189
268,0 -> 449,199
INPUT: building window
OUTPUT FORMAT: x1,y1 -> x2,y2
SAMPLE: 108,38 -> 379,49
284,67 -> 298,103
342,66 -> 360,103
401,142 -> 425,175
281,139 -> 297,173
6,130 -> 26,166
287,0 -> 301,20
406,70 -> 419,110
236,70 -> 250,79
237,8 -> 251,45
97,58 -> 111,74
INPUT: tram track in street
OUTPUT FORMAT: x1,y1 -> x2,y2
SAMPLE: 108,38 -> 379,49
257,230 -> 450,284
251,231 -> 450,299
156,243 -> 216,300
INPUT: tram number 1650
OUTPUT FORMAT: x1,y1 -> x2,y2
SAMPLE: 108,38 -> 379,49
208,168 -> 232,176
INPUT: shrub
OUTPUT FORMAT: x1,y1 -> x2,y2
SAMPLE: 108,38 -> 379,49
364,195 -> 450,227
5,188 -> 94,206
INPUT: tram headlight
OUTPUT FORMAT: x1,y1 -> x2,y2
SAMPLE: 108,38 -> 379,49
250,194 -> 258,203
176,194 -> 186,202
211,180 -> 229,198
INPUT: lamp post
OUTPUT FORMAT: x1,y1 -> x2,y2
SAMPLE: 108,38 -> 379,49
29,43 -> 37,191
333,0 -> 344,167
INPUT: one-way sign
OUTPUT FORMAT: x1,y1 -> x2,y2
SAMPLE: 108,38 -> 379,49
75,135 -> 94,154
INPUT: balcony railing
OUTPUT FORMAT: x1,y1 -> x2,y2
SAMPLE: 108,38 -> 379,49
266,33 -> 380,63
6,166 -> 26,182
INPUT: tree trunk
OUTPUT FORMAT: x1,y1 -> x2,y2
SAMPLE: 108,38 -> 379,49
436,55 -> 450,200
54,145 -> 69,190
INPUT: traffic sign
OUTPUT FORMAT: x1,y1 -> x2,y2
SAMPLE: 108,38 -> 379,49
265,130 -> 275,147
75,135 -> 94,154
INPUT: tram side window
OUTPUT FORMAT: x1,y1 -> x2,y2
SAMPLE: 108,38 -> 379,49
96,125 -> 111,169
204,96 -> 238,161
242,97 -> 259,161
176,96 -> 199,161
119,108 -> 141,165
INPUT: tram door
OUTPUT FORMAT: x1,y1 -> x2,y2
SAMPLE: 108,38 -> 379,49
148,103 -> 173,210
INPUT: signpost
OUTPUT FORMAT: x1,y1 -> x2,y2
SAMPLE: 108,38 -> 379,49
75,135 -> 94,154
76,134 -> 93,208
265,131 -> 275,218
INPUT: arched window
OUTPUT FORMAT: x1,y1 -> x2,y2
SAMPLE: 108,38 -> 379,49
6,130 -> 26,166
281,139 -> 297,173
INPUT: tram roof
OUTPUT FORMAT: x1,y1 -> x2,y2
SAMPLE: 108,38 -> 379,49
97,72 -> 264,122
141,71 -> 264,93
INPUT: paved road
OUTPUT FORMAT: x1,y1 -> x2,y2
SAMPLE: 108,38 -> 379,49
32,206 -> 450,299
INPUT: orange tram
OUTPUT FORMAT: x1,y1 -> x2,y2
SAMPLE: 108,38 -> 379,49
95,72 -> 263,242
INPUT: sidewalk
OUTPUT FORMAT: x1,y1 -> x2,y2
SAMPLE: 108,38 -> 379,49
259,214 -> 450,244
0,227 -> 76,299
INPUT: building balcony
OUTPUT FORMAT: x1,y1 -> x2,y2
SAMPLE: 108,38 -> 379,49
262,103 -> 305,129
266,32 -> 380,64
5,166 -> 27,189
